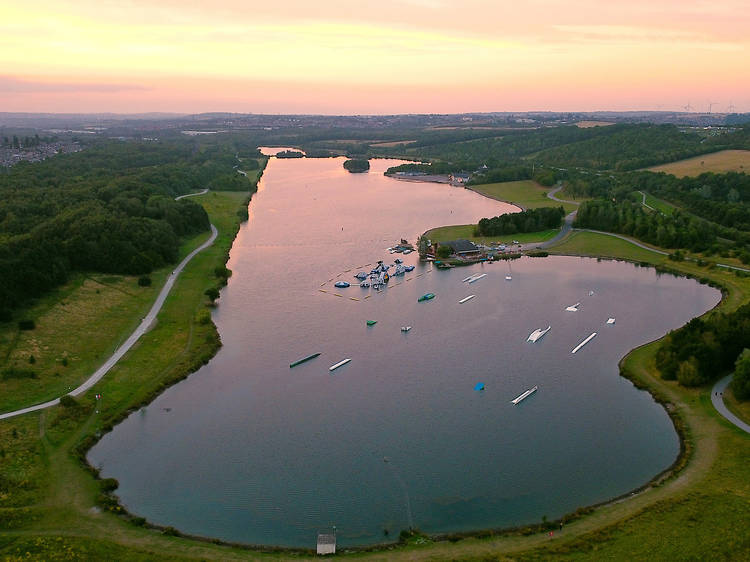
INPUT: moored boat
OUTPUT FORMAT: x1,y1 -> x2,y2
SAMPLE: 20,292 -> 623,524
418,292 -> 435,302
334,281 -> 350,288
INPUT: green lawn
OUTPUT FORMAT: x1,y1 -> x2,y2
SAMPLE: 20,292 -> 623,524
424,224 -> 558,245
469,180 -> 578,213
550,231 -> 669,264
642,191 -> 677,216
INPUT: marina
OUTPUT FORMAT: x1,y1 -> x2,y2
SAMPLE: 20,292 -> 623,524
572,332 -> 598,354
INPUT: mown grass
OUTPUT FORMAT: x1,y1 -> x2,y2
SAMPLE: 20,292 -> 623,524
468,180 -> 578,213
648,149 -> 750,177
642,191 -> 676,216
551,231 -> 669,264
424,224 -> 558,245
1,186 -> 748,560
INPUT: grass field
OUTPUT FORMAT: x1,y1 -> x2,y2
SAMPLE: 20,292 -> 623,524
641,191 -> 676,216
424,224 -> 558,245
469,180 -> 578,213
1,187 -> 749,559
648,149 -> 750,177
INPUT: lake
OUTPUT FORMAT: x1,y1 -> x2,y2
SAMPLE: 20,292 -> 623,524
89,156 -> 720,548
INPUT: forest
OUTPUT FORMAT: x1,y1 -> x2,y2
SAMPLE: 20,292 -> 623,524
477,206 -> 565,236
656,303 -> 750,387
0,139 -> 260,321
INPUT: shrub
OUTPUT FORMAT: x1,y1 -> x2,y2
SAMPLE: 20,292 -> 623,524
138,275 -> 152,287
18,319 -> 35,330
59,394 -> 78,408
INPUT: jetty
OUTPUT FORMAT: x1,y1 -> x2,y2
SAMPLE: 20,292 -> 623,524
289,352 -> 320,368
571,332 -> 597,354
511,385 -> 538,404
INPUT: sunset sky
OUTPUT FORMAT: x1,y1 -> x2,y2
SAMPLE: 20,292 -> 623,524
2,0 -> 748,114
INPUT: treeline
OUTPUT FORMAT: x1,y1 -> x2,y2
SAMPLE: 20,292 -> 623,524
0,139 -> 259,320
625,171 -> 750,231
656,303 -> 750,388
468,164 -> 558,187
477,206 -> 564,236
574,200 -> 717,252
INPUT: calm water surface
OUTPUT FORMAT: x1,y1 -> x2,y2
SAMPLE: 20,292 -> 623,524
89,157 -> 720,547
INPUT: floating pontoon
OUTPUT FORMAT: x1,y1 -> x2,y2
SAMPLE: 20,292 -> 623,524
571,332 -> 597,354
459,295 -> 476,304
527,326 -> 551,342
329,358 -> 352,372
289,353 -> 321,368
511,385 -> 538,404
468,273 -> 487,284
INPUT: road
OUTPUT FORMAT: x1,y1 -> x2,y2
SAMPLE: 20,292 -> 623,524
711,375 -> 750,434
1,192 -> 217,421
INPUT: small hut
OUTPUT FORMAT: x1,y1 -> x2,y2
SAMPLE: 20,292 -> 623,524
317,531 -> 336,555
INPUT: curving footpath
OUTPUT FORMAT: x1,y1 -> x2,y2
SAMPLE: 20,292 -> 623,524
1,191 -> 217,421
711,375 -> 750,434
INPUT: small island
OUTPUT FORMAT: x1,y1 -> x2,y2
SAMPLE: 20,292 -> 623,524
276,150 -> 304,158
343,158 -> 370,173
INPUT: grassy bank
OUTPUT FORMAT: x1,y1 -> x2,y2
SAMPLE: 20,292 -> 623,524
424,224 -> 558,245
469,180 -> 578,213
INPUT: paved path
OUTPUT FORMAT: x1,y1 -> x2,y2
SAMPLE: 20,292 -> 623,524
711,375 -> 750,434
1,194 -> 217,421
638,190 -> 657,212
175,188 -> 209,200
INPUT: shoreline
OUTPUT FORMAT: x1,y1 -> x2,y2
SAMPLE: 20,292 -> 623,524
30,169 -> 739,558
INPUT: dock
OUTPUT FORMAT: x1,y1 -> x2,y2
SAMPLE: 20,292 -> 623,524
571,332 -> 597,354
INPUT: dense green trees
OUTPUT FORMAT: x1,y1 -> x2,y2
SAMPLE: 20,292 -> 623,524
343,159 -> 370,173
574,200 -> 717,251
0,140 -> 260,319
730,349 -> 750,399
656,303 -> 750,388
477,207 -> 564,236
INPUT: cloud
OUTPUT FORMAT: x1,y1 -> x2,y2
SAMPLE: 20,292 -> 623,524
0,76 -> 149,93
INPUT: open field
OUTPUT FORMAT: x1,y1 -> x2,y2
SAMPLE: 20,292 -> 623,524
648,149 -> 750,177
369,140 -> 416,147
425,224 -> 558,245
0,231 -> 208,414
1,188 -> 748,559
575,121 -> 615,128
469,180 -> 578,213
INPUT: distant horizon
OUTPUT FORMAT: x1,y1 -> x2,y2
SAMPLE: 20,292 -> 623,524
4,1 -> 748,114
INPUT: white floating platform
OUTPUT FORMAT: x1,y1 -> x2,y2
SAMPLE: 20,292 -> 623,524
511,385 -> 538,404
565,302 -> 581,312
527,326 -> 551,342
329,358 -> 351,371
468,273 -> 487,284
505,275 -> 512,280
459,295 -> 476,304
606,318 -> 616,325
462,275 -> 476,282
571,332 -> 597,354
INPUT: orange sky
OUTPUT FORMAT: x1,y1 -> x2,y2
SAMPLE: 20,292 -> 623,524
1,0 -> 748,114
